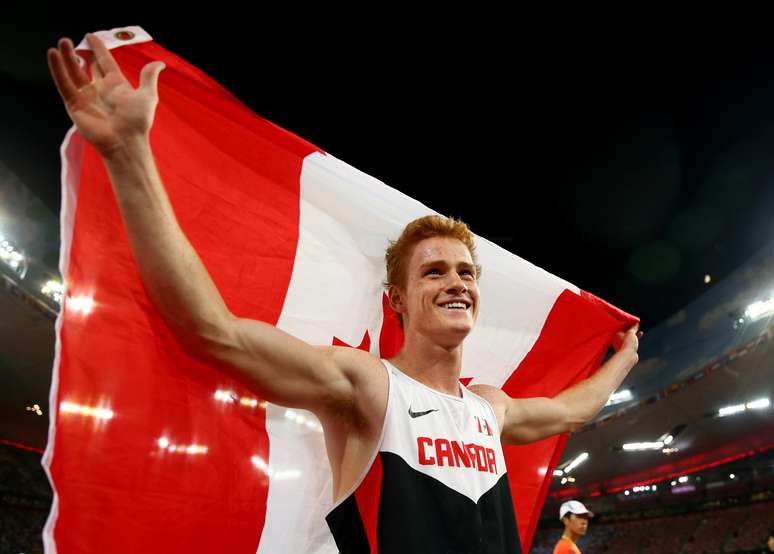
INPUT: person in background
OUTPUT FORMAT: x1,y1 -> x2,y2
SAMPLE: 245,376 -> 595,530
553,500 -> 593,554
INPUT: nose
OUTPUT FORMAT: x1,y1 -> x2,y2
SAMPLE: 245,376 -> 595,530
446,272 -> 468,294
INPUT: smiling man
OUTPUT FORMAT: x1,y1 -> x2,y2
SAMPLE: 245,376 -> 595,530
48,33 -> 640,554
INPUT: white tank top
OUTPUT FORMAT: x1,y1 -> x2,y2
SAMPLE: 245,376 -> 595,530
325,360 -> 521,554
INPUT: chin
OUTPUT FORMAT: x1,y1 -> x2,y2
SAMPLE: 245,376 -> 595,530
437,325 -> 473,347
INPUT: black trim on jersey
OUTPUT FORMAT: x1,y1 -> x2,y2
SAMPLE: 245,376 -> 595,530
326,451 -> 522,554
326,494 -> 371,553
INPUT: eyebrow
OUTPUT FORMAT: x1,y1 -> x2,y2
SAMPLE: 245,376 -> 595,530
419,260 -> 475,271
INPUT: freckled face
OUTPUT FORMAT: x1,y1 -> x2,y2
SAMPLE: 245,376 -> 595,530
395,237 -> 479,345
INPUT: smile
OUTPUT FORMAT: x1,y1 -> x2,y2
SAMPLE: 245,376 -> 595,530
438,302 -> 470,310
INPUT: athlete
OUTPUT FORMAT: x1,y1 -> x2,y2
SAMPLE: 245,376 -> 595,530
48,34 -> 640,553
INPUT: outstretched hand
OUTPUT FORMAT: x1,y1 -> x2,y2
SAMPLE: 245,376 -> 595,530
47,33 -> 165,155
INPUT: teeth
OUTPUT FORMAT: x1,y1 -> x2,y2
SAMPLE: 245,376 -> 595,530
442,302 -> 467,310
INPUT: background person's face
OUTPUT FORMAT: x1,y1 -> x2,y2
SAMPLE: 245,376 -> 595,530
568,514 -> 589,536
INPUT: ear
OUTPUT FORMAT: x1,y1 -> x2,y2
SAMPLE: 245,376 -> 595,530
388,285 -> 406,315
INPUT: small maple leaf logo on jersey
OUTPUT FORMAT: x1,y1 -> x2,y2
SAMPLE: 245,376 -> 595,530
475,416 -> 493,436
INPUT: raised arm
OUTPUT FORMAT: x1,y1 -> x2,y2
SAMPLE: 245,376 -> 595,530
471,325 -> 640,445
46,35 -> 369,414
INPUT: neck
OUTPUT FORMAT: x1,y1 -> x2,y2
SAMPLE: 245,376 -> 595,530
562,531 -> 579,543
389,331 -> 464,396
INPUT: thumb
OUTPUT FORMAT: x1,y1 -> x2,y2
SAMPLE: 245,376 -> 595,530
140,61 -> 165,94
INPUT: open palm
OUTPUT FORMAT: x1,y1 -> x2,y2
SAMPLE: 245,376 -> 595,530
47,33 -> 165,154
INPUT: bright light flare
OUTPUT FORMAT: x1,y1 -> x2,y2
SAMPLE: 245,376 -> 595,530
240,397 -> 258,408
158,437 -> 207,455
606,389 -> 633,406
67,295 -> 94,315
59,401 -> 114,419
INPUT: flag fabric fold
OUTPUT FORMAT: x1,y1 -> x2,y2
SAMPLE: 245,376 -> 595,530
43,26 -> 637,553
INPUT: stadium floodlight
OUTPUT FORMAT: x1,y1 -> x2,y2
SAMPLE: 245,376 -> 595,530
718,403 -> 746,417
0,234 -> 28,278
606,389 -> 633,407
553,469 -> 564,477
41,280 -> 64,304
663,434 -> 674,445
623,441 -> 664,451
744,298 -> 774,321
718,397 -> 771,417
746,398 -> 770,410
564,452 -> 589,474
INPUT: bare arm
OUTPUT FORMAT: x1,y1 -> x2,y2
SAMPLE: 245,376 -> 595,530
47,35 -> 363,414
472,326 -> 640,445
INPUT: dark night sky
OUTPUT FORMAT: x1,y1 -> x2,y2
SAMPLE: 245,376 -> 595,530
3,8 -> 774,329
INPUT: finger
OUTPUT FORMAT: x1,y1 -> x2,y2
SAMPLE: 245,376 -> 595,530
90,60 -> 104,81
139,61 -> 165,95
85,33 -> 122,76
59,38 -> 89,89
47,48 -> 78,104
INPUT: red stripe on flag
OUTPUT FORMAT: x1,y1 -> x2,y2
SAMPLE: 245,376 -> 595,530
500,289 -> 636,552
48,39 -> 318,552
379,293 -> 404,359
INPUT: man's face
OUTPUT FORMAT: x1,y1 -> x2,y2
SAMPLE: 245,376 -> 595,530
565,513 -> 589,536
767,535 -> 774,552
393,236 -> 479,346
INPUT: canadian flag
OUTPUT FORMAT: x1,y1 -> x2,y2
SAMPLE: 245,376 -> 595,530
42,27 -> 636,553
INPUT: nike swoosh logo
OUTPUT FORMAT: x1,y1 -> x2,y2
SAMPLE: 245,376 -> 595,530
408,406 -> 439,418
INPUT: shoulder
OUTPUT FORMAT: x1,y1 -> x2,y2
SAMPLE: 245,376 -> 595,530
326,345 -> 386,384
468,383 -> 509,409
318,346 -> 388,427
552,538 -> 571,554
